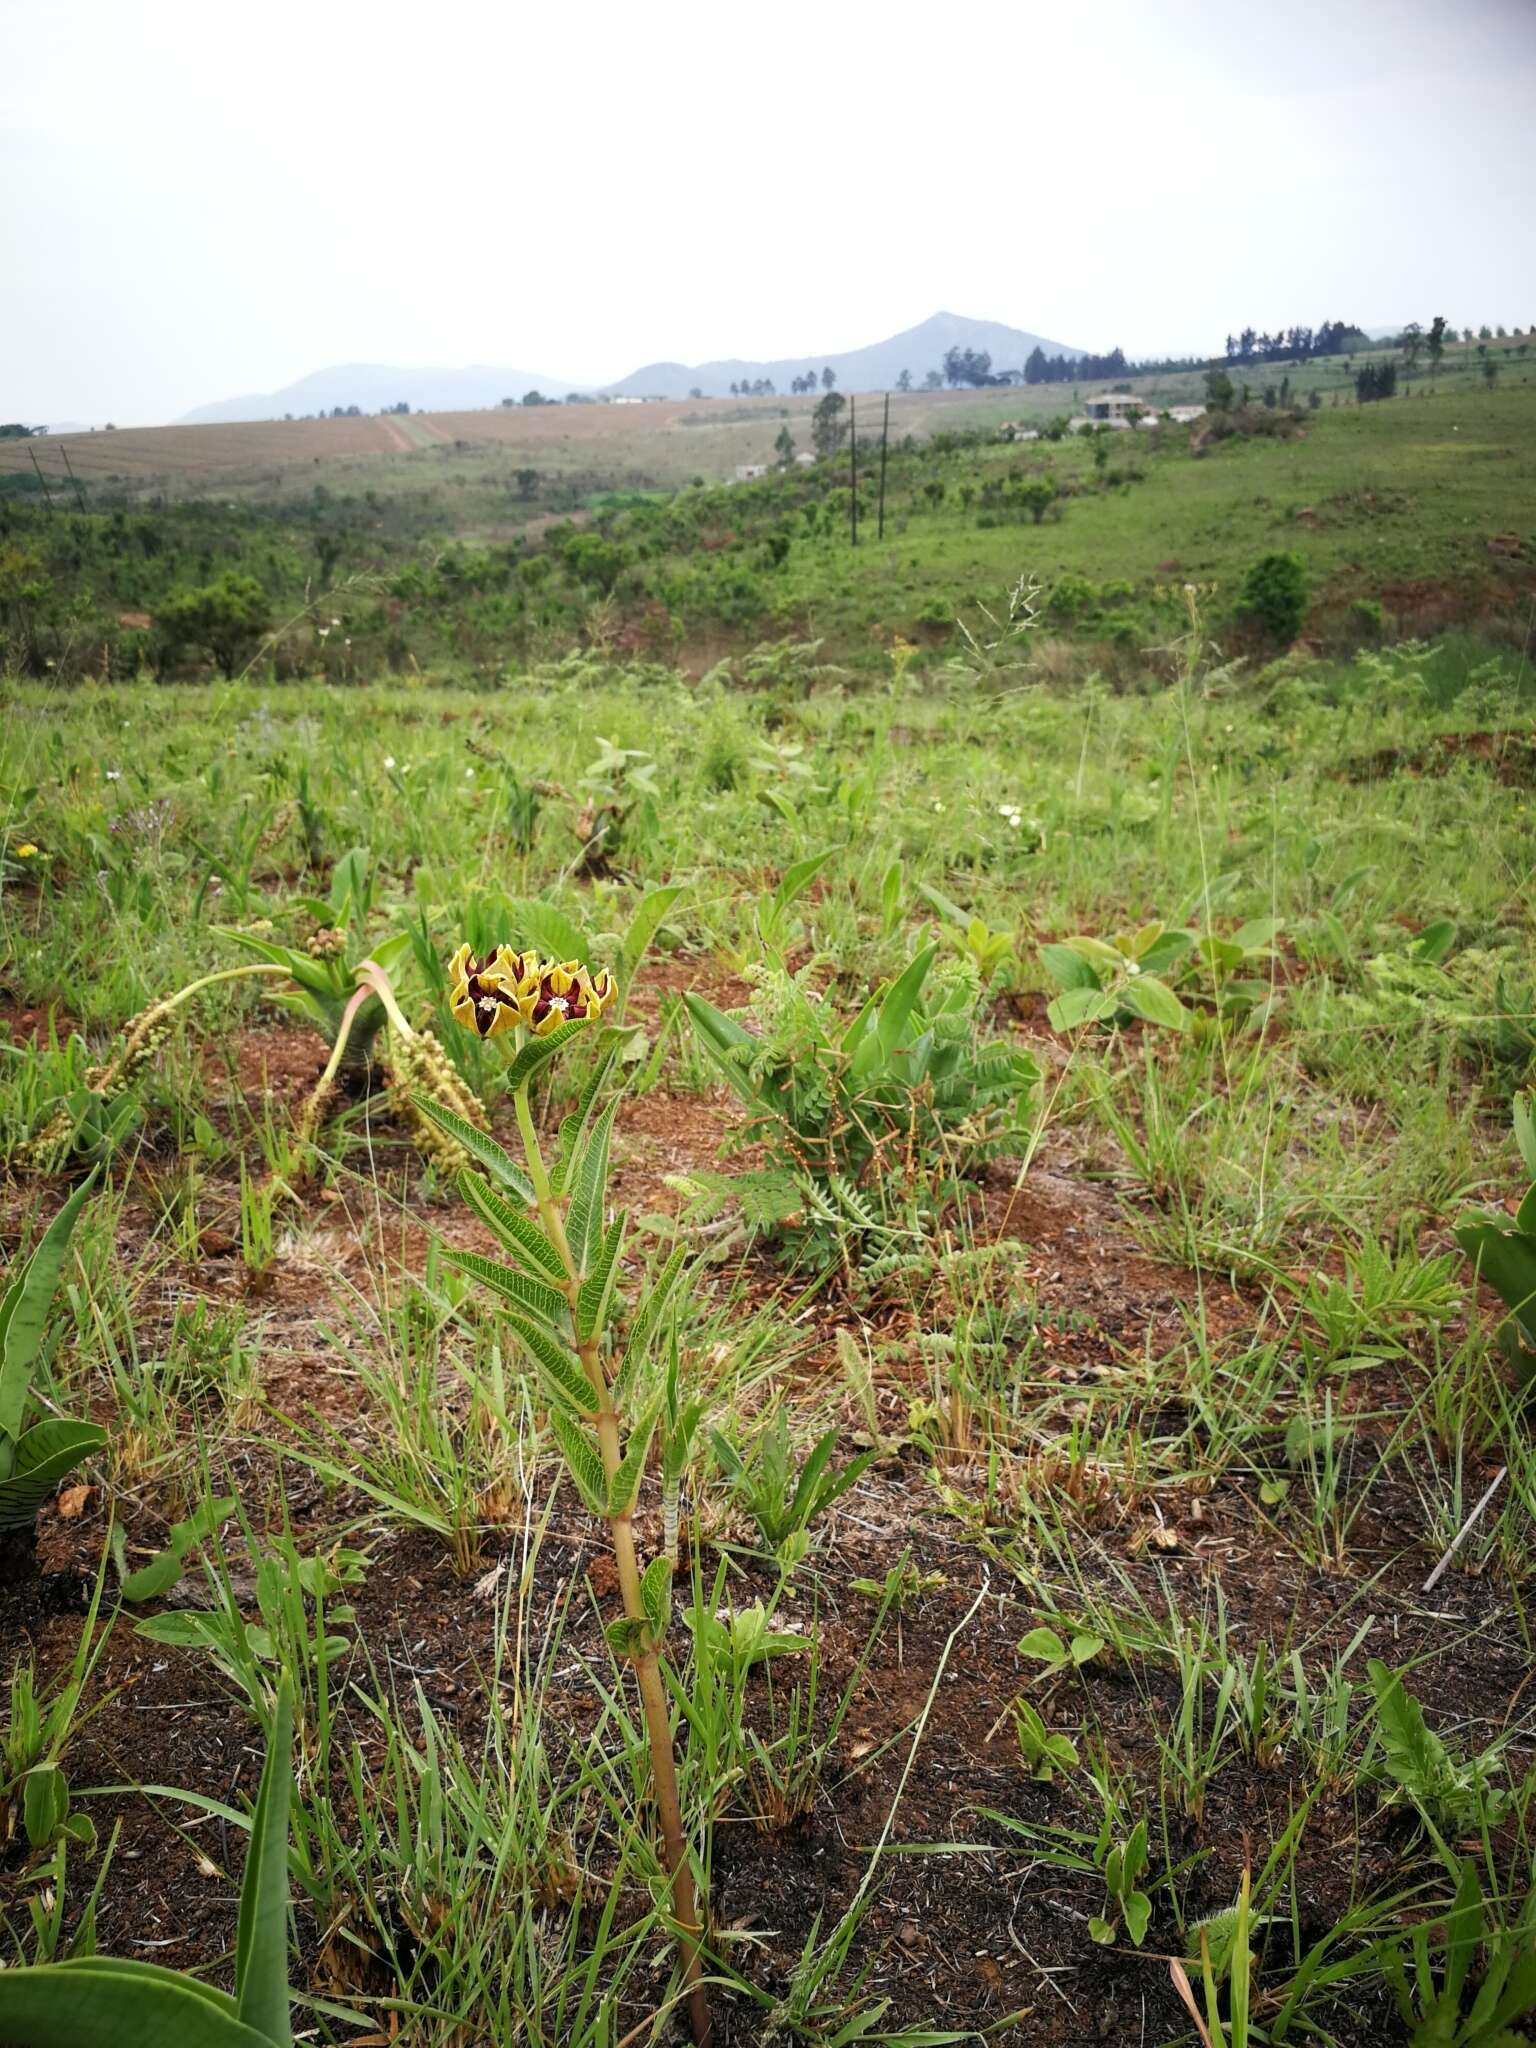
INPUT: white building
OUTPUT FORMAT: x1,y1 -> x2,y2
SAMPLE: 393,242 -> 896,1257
732,463 -> 768,483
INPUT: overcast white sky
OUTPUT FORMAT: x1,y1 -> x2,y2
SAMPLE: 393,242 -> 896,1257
3,0 -> 1533,424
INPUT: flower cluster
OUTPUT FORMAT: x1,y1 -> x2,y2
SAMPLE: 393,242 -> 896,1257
448,946 -> 617,1041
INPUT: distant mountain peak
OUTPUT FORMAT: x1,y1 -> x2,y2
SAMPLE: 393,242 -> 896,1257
179,312 -> 1086,425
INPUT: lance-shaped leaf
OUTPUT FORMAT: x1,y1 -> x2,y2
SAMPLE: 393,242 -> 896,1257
608,1399 -> 661,1517
683,992 -> 786,1118
640,1555 -> 672,1644
235,1682 -> 294,2045
120,1494 -> 236,1602
619,883 -> 685,989
456,1172 -> 566,1282
440,1249 -> 570,1332
552,1046 -> 617,1196
495,1307 -> 599,1417
0,1172 -> 98,1442
577,1212 -> 627,1344
504,1019 -> 591,1093
549,1411 -> 609,1513
1456,1218 -> 1536,1343
612,1244 -> 689,1413
411,1099 -> 535,1203
0,1420 -> 108,1532
853,943 -> 936,1079
565,1098 -> 619,1278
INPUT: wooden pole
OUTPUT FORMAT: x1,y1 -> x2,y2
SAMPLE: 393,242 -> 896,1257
58,444 -> 87,514
877,391 -> 890,542
28,447 -> 56,515
849,394 -> 858,548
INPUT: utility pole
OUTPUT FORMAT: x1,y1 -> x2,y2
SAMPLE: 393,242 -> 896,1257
877,392 -> 890,542
58,444 -> 87,514
849,395 -> 858,547
27,447 -> 56,516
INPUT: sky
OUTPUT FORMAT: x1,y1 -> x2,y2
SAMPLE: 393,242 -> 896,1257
3,0 -> 1534,425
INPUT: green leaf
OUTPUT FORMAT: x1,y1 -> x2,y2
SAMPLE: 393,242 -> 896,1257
552,1047 -> 617,1196
1017,1626 -> 1068,1664
235,1682 -> 294,2046
1514,1092 -> 1536,1182
456,1172 -> 567,1282
0,1420 -> 108,1532
1122,1890 -> 1152,1947
0,1959 -> 270,2046
620,883 -> 685,983
607,1400 -> 660,1517
1368,1659 -> 1451,1800
1118,975 -> 1189,1031
440,1249 -> 570,1331
549,1411 -> 608,1513
1455,1220 -> 1536,1342
410,1099 -> 535,1203
491,1309 -> 596,1418
857,943 -> 936,1079
121,1495 -> 236,1602
508,897 -> 588,966
503,1020 -> 591,1093
23,1763 -> 69,1849
762,846 -> 836,940
1046,987 -> 1118,1033
1411,917 -> 1457,964
613,1244 -> 689,1411
1039,943 -> 1101,994
1088,1916 -> 1115,1946
683,992 -> 775,1114
640,1555 -> 672,1642
576,1212 -> 627,1344
565,1098 -> 619,1277
0,1173 -> 98,1442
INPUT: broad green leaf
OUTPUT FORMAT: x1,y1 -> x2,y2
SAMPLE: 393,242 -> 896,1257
916,881 -> 970,928
440,1249 -> 569,1330
1118,975 -> 1189,1031
1046,987 -> 1118,1033
683,992 -> 772,1113
1455,1220 -> 1536,1341
1122,1890 -> 1152,1947
0,1420 -> 108,1532
763,846 -> 836,937
620,883 -> 685,982
1018,1626 -> 1068,1664
1231,917 -> 1283,953
1039,944 -> 1101,994
456,1172 -> 566,1282
23,1763 -> 69,1849
0,1959 -> 268,2046
410,1099 -> 535,1203
0,1172 -> 98,1442
508,897 -> 588,966
1514,1092 -> 1536,1181
235,1683 -> 293,2046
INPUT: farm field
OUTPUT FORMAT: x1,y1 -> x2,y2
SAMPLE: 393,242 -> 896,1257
1,612 -> 1535,2044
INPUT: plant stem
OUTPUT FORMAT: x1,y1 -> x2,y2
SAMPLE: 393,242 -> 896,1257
296,981 -> 373,1147
513,1076 -> 711,2044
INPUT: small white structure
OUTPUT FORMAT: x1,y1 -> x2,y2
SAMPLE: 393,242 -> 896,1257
999,422 -> 1040,442
732,463 -> 768,483
1167,404 -> 1206,424
794,451 -> 816,467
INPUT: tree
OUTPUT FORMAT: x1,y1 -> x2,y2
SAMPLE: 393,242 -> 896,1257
688,387 -> 704,400
923,369 -> 943,390
1356,361 -> 1397,403
1239,552 -> 1308,645
0,423 -> 35,439
157,573 -> 270,676
514,468 -> 540,500
521,390 -> 550,407
943,346 -> 993,387
1204,366 -> 1236,410
774,425 -> 796,465
1401,321 -> 1423,375
1426,315 -> 1448,378
821,366 -> 836,391
896,368 -> 912,393
1483,355 -> 1499,390
811,389 -> 848,459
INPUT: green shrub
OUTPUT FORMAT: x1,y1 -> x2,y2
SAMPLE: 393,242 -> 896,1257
1239,551 -> 1308,645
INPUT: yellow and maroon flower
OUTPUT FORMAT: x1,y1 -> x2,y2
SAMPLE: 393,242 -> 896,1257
448,944 -> 542,1039
527,959 -> 618,1036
